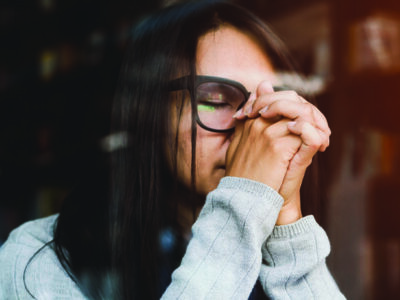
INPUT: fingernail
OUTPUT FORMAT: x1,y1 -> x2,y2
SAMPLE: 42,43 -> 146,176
287,121 -> 296,128
244,93 -> 256,115
248,92 -> 256,102
259,105 -> 269,114
233,108 -> 243,118
244,105 -> 252,115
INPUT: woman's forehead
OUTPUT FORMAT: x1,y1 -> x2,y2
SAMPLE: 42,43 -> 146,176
196,25 -> 277,91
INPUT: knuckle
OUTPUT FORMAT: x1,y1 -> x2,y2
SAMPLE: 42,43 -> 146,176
298,95 -> 308,103
309,142 -> 320,151
325,140 -> 330,149
321,132 -> 331,147
251,118 -> 266,133
303,103 -> 314,117
262,125 -> 275,140
286,90 -> 298,99
269,139 -> 284,153
309,136 -> 323,150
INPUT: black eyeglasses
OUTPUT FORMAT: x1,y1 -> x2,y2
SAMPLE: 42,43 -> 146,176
168,75 -> 286,133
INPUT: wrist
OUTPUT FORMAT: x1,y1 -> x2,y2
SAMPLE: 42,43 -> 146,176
276,209 -> 302,225
275,194 -> 302,225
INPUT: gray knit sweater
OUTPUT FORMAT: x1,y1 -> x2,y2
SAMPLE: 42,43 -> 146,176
0,177 -> 345,299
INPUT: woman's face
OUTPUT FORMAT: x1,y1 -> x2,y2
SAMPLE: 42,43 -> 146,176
172,25 -> 276,196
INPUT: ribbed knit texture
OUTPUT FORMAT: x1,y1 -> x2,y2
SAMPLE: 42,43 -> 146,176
261,216 -> 346,299
162,177 -> 283,299
0,177 -> 345,299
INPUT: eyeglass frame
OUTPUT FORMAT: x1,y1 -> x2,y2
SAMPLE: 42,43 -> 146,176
167,75 -> 287,133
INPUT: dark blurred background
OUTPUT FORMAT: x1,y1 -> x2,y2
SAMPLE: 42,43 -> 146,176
1,0 -> 400,299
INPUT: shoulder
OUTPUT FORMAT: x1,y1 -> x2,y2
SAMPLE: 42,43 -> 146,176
5,214 -> 58,248
0,214 -> 59,274
0,214 -> 86,299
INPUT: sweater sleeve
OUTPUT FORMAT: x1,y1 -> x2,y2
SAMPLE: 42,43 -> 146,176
162,176 -> 283,300
259,215 -> 346,299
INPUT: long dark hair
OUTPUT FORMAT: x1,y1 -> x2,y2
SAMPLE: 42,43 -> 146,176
50,1 -> 319,299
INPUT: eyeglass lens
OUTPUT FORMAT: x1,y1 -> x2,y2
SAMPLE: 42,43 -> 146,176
196,82 -> 246,130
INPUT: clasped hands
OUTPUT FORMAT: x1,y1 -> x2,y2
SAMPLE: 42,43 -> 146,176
225,81 -> 331,225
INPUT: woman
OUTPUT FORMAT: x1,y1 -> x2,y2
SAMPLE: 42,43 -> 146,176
0,1 -> 344,299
